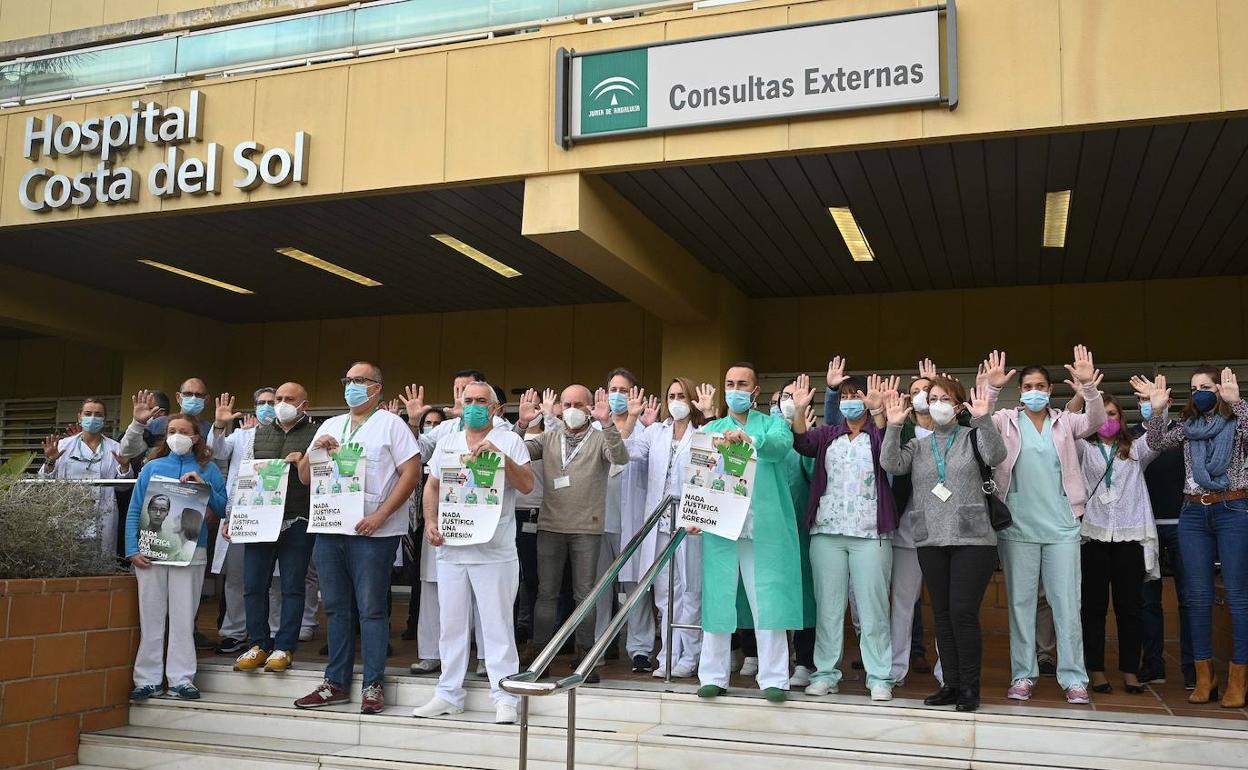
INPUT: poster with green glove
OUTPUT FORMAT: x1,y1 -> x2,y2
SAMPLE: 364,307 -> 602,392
228,459 -> 290,543
437,448 -> 504,546
308,442 -> 367,534
677,432 -> 756,540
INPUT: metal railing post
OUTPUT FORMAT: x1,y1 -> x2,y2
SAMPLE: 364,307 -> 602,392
566,688 -> 576,770
519,696 -> 529,770
664,499 -> 676,684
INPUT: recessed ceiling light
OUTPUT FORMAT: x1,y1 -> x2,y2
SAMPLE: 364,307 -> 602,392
275,247 -> 382,287
1043,190 -> 1072,248
827,207 -> 875,262
137,259 -> 253,295
431,234 -> 522,278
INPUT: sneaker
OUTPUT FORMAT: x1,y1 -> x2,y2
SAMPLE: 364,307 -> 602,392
264,650 -> 293,673
631,654 -> 652,673
410,658 -> 441,674
697,684 -> 727,698
495,703 -> 519,724
233,645 -> 269,672
294,679 -> 349,709
1065,685 -> 1091,705
168,684 -> 201,700
671,664 -> 695,679
299,626 -> 315,642
804,680 -> 838,696
194,631 -> 216,651
412,697 -> 464,718
216,636 -> 247,655
1038,657 -> 1057,677
789,665 -> 813,688
130,684 -> 163,701
1007,678 -> 1035,701
763,687 -> 787,703
740,657 -> 759,677
361,683 -> 385,714
870,684 -> 894,702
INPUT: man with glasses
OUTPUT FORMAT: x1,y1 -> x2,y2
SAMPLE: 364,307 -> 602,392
119,378 -> 215,461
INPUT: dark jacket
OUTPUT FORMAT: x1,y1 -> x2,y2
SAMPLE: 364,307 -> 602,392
253,416 -> 316,520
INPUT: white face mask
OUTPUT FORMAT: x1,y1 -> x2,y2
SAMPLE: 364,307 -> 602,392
780,399 -> 796,419
563,407 -> 588,430
275,401 -> 301,424
911,390 -> 930,414
166,433 -> 194,456
928,400 -> 957,427
668,399 -> 690,421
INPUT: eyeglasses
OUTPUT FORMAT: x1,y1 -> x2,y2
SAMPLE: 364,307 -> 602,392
340,377 -> 378,386
180,391 -> 208,398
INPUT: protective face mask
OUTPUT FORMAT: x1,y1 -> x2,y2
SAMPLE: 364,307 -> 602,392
80,415 -> 105,434
255,403 -> 277,425
1020,390 -> 1051,413
780,399 -> 796,420
928,400 -> 956,426
1192,390 -> 1218,413
769,405 -> 782,419
668,400 -> 690,421
841,399 -> 866,420
166,433 -> 194,456
344,382 -> 371,408
563,407 -> 588,430
274,401 -> 300,424
179,395 -> 205,416
462,404 -> 490,429
725,390 -> 753,415
911,390 -> 930,414
607,392 -> 629,415
1097,419 -> 1121,439
1139,402 -> 1153,421
421,424 -> 436,435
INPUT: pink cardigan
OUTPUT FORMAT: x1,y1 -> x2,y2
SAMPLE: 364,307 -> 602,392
985,383 -> 1107,518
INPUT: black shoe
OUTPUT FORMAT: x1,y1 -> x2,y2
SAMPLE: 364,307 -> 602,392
924,686 -> 959,706
1138,665 -> 1166,685
215,637 -> 247,655
631,654 -> 652,673
955,688 -> 980,712
194,631 -> 216,651
1124,683 -> 1147,694
1091,681 -> 1113,694
1038,657 -> 1057,677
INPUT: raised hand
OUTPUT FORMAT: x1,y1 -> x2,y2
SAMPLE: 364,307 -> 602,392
214,393 -> 239,427
982,350 -> 1017,389
591,388 -> 611,426
112,451 -> 130,473
883,390 -> 910,427
640,395 -> 660,427
627,386 -> 646,418
792,373 -> 816,411
1130,375 -> 1157,401
240,414 -> 259,431
403,385 -> 428,424
863,374 -> 897,411
803,404 -> 817,430
918,358 -> 937,381
826,356 -> 848,389
694,383 -> 717,418
131,389 -> 165,425
518,388 -> 540,425
448,382 -> 466,418
65,423 -> 82,438
384,398 -> 401,415
1219,367 -> 1241,404
1148,374 -> 1170,412
42,433 -> 64,462
540,388 -> 558,417
1065,344 -> 1097,386
967,386 -> 991,418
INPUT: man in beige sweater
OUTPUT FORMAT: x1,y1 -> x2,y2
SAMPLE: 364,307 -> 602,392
516,385 -> 629,677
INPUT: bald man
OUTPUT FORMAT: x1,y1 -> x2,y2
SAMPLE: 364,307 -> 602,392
515,384 -> 629,676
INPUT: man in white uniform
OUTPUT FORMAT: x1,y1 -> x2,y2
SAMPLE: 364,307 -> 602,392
413,382 -> 534,724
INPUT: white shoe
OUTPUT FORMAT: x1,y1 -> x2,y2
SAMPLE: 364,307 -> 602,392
652,667 -> 667,678
740,657 -> 759,677
671,664 -> 695,679
870,684 -> 894,702
410,659 -> 441,674
298,626 -> 314,642
412,698 -> 463,718
475,660 -> 487,676
494,703 -> 518,724
730,649 -> 745,672
804,680 -> 838,696
789,665 -> 812,687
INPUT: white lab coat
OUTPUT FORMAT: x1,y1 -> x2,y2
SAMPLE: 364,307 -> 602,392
38,433 -> 131,554
209,426 -> 256,574
610,438 -> 653,584
628,420 -> 702,593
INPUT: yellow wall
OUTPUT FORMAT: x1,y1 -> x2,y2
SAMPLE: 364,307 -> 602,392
0,336 -> 122,399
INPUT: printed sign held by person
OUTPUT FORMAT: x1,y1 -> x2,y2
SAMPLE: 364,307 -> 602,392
138,476 -> 209,566
677,432 -> 756,540
308,442 -> 367,534
228,459 -> 290,543
437,450 -> 505,546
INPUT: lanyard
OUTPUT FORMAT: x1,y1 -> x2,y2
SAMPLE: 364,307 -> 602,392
70,434 -> 104,466
559,431 -> 588,470
1098,441 -> 1118,490
341,407 -> 379,445
930,428 -> 959,483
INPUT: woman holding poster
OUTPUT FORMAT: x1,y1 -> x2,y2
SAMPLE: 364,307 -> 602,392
124,414 -> 227,702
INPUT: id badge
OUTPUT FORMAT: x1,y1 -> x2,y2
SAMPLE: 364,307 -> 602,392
1098,489 -> 1119,505
521,521 -> 538,534
553,475 -> 571,490
932,483 -> 953,502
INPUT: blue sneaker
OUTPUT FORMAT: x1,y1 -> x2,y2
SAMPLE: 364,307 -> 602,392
167,684 -> 201,700
130,684 -> 163,701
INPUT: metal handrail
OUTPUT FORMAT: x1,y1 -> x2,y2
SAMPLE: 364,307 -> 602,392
501,494 -> 685,770
19,478 -> 136,486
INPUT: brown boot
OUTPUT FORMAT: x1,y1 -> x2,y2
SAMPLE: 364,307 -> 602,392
1221,662 -> 1247,708
1190,659 -> 1219,704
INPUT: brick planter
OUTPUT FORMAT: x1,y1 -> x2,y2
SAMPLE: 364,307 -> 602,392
0,575 -> 138,770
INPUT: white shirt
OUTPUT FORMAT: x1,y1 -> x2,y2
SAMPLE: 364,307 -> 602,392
419,414 -> 509,465
312,409 -> 421,538
428,426 -> 530,564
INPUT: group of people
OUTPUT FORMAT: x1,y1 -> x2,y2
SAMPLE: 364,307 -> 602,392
45,348 -> 1248,721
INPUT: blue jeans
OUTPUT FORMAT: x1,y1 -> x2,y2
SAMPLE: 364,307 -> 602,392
244,519 -> 315,653
314,534 -> 400,687
1141,524 -> 1193,677
1178,500 -> 1248,663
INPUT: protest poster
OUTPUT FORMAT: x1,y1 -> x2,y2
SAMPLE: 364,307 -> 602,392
138,476 -> 210,566
228,459 -> 290,543
437,450 -> 504,546
307,444 -> 367,535
677,432 -> 756,540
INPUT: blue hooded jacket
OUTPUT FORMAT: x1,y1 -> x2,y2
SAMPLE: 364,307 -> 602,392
125,452 -> 227,558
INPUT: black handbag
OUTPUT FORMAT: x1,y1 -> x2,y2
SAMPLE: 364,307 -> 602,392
969,427 -> 1013,532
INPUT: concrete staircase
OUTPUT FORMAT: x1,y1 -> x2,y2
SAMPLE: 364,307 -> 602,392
64,662 -> 1248,770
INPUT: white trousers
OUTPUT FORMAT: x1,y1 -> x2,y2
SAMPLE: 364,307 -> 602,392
419,579 -> 486,661
134,549 -> 207,689
595,532 -> 656,658
698,539 -> 789,690
302,559 -> 320,631
434,559 -> 520,708
218,543 -> 279,639
654,530 -> 701,671
890,545 -> 924,683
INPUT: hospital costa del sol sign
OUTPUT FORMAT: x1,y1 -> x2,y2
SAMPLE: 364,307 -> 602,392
16,90 -> 309,212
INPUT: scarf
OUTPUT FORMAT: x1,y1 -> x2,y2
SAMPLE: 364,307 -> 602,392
1185,414 -> 1236,491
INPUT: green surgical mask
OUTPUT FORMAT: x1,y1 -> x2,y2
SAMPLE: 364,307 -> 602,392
463,404 -> 490,429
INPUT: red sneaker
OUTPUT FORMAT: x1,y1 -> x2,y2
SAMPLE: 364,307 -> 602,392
361,683 -> 385,714
294,680 -> 349,709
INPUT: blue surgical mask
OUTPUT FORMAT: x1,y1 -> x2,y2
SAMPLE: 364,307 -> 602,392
607,392 -> 628,415
841,399 -> 866,420
1021,390 -> 1051,413
344,382 -> 371,408
255,403 -> 276,425
179,395 -> 205,416
725,389 -> 753,415
1139,402 -> 1153,421
769,405 -> 782,419
1192,390 -> 1218,414
463,404 -> 490,429
80,415 -> 105,434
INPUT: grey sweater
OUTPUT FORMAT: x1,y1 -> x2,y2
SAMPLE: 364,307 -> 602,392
520,422 -> 629,535
880,414 -> 1006,548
